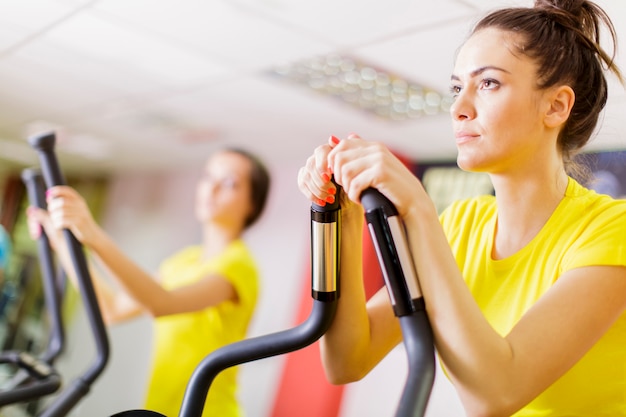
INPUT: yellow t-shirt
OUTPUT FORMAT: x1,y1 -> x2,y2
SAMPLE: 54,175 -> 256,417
440,177 -> 626,416
144,240 -> 259,417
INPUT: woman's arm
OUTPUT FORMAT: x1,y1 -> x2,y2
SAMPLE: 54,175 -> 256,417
298,138 -> 403,383
318,201 -> 403,383
404,207 -> 626,415
86,228 -> 237,317
41,186 -> 238,318
301,135 -> 626,415
27,205 -> 143,325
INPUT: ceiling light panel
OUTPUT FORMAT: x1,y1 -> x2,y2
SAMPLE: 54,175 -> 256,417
270,54 -> 453,121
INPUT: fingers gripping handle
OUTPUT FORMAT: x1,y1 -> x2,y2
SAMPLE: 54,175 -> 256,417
360,188 -> 423,317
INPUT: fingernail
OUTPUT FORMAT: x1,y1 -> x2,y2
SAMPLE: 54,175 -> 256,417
325,195 -> 335,204
321,173 -> 330,183
316,198 -> 326,206
327,187 -> 336,195
329,135 -> 340,145
45,190 -> 51,198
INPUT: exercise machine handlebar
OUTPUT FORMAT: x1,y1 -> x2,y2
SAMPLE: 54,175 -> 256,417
28,131 -> 110,417
0,351 -> 61,406
361,188 -> 435,417
175,189 -> 341,417
0,169 -> 67,406
21,168 -> 66,364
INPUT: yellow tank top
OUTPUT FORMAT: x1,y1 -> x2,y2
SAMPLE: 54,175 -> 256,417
144,240 -> 259,417
440,177 -> 626,416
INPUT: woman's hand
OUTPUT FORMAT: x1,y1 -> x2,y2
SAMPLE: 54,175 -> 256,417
304,134 -> 428,218
26,206 -> 63,250
42,186 -> 101,247
297,135 -> 354,210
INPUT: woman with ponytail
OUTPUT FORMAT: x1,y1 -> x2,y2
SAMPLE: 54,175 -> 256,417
297,1 -> 626,415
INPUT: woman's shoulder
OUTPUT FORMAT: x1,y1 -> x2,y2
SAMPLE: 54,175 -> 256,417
440,194 -> 496,221
568,178 -> 626,219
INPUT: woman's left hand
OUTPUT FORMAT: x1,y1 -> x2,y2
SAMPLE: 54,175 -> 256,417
328,134 -> 428,218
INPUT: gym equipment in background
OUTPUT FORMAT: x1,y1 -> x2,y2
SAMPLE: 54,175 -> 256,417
33,132 -> 111,417
0,169 -> 65,407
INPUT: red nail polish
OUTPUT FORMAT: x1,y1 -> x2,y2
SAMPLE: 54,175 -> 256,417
327,187 -> 336,195
321,173 -> 330,183
316,198 -> 326,206
330,135 -> 340,145
325,195 -> 335,204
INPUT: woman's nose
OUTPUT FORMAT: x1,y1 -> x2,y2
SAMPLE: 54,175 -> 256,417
449,91 -> 475,121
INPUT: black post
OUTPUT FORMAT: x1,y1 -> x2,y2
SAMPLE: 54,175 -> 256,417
361,188 -> 435,417
28,131 -> 110,417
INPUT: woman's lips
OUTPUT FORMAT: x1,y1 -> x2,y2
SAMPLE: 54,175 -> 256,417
455,131 -> 479,145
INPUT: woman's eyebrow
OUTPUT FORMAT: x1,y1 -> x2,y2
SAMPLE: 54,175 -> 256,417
450,65 -> 511,81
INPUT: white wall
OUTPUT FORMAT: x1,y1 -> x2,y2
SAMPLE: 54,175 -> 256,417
50,161 -> 464,417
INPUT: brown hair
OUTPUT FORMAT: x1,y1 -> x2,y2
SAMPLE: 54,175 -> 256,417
473,0 -> 623,173
221,147 -> 271,228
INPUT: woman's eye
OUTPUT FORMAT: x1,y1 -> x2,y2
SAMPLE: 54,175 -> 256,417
222,178 -> 237,189
449,85 -> 462,97
481,79 -> 499,90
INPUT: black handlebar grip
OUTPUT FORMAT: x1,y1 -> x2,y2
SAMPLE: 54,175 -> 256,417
361,187 -> 398,217
360,187 -> 423,316
28,132 -> 66,187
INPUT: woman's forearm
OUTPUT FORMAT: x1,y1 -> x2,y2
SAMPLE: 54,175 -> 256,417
85,227 -> 170,316
403,205 -> 516,404
320,204 -> 403,383
50,235 -> 141,324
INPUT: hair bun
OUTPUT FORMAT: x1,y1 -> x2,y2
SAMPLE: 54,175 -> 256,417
535,0 -> 584,16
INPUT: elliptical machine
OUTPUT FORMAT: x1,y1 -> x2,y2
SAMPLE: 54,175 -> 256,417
0,132 -> 110,417
4,131 -> 436,417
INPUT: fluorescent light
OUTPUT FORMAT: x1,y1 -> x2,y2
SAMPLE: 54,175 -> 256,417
270,54 -> 452,120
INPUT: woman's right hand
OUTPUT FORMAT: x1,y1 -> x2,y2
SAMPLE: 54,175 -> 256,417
298,134 -> 431,220
27,206 -> 63,250
298,136 -> 338,204
40,186 -> 102,247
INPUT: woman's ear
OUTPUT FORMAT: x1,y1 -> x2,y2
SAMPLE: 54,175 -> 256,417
544,85 -> 575,128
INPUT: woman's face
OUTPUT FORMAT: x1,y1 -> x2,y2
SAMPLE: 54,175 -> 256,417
449,27 -> 553,174
195,151 -> 253,229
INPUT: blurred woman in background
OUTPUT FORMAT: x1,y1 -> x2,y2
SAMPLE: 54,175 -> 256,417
28,147 -> 271,417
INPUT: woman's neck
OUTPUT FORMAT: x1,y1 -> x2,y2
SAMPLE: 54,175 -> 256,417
489,169 -> 569,259
200,222 -> 243,260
